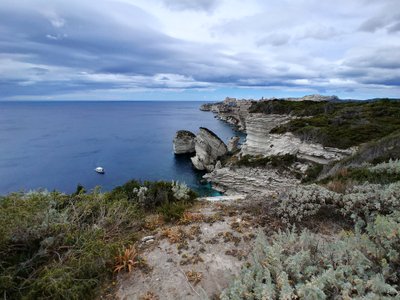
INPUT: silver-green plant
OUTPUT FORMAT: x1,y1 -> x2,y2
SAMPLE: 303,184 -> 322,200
171,181 -> 191,200
342,181 -> 400,221
276,184 -> 340,223
133,186 -> 148,207
275,182 -> 400,223
221,212 -> 400,299
369,159 -> 400,174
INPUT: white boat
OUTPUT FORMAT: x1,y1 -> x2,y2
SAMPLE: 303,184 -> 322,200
95,167 -> 105,174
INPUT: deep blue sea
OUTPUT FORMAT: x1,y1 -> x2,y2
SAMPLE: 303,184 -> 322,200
0,101 -> 241,196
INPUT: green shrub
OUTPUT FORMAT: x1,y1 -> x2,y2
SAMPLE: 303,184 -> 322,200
157,201 -> 190,222
221,212 -> 400,299
107,180 -> 197,212
302,163 -> 323,183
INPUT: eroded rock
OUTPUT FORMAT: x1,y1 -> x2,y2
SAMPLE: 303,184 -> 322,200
191,128 -> 228,172
173,130 -> 196,154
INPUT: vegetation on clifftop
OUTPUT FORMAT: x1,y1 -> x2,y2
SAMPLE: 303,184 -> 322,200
250,99 -> 400,149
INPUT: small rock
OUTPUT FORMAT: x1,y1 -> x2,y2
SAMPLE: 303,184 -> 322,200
141,235 -> 155,242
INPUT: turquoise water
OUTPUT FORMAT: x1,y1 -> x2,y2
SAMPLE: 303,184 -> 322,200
0,101 -> 241,195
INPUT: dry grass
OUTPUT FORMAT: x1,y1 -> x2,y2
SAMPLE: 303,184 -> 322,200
185,270 -> 203,285
188,225 -> 202,236
325,179 -> 355,194
144,214 -> 165,230
139,291 -> 159,300
338,167 -> 349,177
230,219 -> 252,233
179,212 -> 205,225
225,249 -> 246,261
180,253 -> 204,265
161,227 -> 185,243
114,245 -> 143,273
218,231 -> 241,246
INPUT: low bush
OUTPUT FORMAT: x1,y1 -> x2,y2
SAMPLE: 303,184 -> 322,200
302,163 -> 323,183
275,181 -> 400,224
108,180 -> 197,212
221,211 -> 400,299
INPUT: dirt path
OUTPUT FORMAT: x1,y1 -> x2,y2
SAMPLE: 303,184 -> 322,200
116,200 -> 259,300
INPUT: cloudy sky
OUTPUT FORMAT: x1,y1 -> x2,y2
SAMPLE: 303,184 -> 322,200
0,0 -> 399,100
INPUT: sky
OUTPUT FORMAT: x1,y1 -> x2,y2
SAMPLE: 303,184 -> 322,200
0,0 -> 399,101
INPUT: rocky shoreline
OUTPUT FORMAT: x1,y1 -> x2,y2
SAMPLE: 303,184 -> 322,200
174,95 -> 355,196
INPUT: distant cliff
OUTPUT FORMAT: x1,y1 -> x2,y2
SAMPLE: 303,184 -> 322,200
201,96 -> 400,165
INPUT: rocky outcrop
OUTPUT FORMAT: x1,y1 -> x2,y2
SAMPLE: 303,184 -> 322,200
200,103 -> 213,111
173,130 -> 196,154
204,166 -> 299,196
227,136 -> 240,153
200,97 -> 254,130
239,114 -> 353,164
191,128 -> 228,172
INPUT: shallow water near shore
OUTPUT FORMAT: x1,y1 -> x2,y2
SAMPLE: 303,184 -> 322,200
0,101 -> 241,196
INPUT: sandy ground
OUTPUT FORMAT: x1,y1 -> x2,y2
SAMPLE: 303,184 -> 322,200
116,199 -> 259,300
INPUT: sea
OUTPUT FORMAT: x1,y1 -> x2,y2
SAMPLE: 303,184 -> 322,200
0,101 -> 242,196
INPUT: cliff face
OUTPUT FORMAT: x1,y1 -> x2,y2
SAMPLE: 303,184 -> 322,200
241,114 -> 292,155
191,127 -> 228,172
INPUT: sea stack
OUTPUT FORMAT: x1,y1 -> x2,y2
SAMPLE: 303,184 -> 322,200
173,130 -> 196,154
191,127 -> 228,172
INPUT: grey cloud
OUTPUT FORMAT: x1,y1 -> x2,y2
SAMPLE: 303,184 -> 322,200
359,17 -> 386,32
345,47 -> 400,70
388,22 -> 400,33
300,26 -> 338,40
257,33 -> 291,47
359,12 -> 400,33
161,0 -> 218,12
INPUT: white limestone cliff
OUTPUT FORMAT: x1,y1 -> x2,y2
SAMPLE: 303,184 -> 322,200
190,128 -> 228,172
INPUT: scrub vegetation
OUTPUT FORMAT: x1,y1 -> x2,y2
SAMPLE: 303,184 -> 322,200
222,211 -> 400,299
222,156 -> 400,299
0,180 -> 196,299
